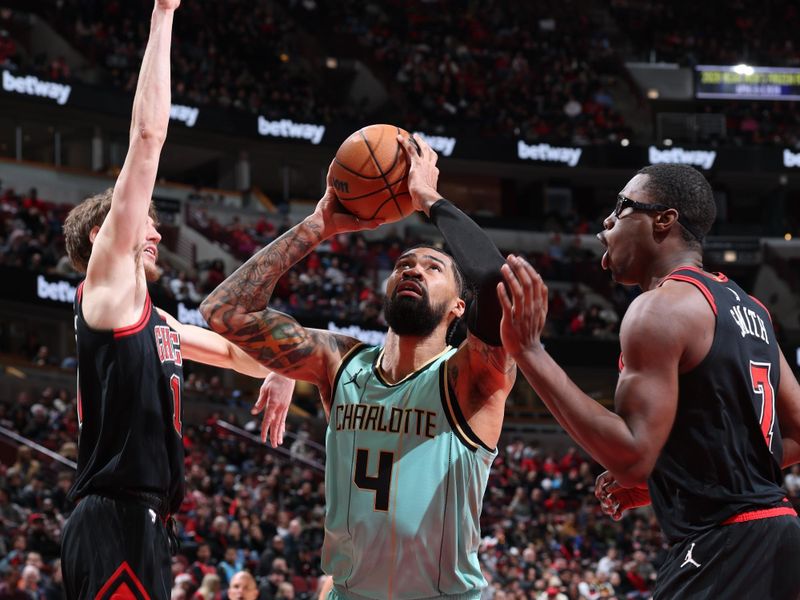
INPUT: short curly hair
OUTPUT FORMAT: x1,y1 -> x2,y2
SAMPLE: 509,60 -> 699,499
63,188 -> 158,273
637,164 -> 716,245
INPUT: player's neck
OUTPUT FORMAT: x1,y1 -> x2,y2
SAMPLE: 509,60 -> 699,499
641,249 -> 703,291
381,329 -> 449,384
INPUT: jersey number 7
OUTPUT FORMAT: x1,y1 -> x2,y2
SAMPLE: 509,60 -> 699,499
749,361 -> 776,453
354,449 -> 394,511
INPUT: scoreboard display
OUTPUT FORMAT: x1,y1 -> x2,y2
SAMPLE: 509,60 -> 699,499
695,65 -> 800,101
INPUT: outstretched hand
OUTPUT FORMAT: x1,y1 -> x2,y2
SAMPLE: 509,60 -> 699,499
594,471 -> 651,521
397,134 -> 441,216
156,0 -> 181,10
496,255 -> 548,358
252,372 -> 296,446
313,162 -> 386,238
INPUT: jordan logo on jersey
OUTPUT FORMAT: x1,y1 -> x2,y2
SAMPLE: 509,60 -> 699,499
154,325 -> 182,365
680,543 -> 702,569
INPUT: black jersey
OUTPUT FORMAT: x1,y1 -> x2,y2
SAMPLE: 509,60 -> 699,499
645,267 -> 788,543
68,282 -> 185,514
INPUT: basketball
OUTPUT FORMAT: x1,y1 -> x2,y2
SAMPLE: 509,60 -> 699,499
329,124 -> 417,223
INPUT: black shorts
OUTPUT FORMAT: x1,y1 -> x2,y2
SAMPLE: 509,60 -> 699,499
655,514 -> 800,600
61,494 -> 172,600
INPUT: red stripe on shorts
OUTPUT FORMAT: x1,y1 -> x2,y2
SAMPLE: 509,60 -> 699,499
721,506 -> 797,525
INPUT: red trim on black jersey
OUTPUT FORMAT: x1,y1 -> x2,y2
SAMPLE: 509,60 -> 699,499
663,274 -> 718,316
674,266 -> 729,283
748,295 -> 773,323
721,505 -> 797,525
77,281 -> 84,302
113,295 -> 153,339
95,561 -> 151,600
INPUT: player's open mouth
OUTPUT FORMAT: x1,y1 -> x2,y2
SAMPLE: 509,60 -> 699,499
397,281 -> 423,297
143,246 -> 158,261
597,233 -> 609,271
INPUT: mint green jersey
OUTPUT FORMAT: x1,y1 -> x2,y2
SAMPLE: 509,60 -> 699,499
322,345 -> 497,600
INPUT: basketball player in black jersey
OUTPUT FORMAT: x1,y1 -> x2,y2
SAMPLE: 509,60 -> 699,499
497,164 -> 800,599
58,2 -> 293,598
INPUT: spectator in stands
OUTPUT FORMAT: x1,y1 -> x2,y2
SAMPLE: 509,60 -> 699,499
223,571 -> 258,600
193,573 -> 221,600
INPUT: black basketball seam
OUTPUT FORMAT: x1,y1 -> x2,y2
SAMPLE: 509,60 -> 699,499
333,157 -> 387,180
335,175 -> 408,201
359,127 -> 403,219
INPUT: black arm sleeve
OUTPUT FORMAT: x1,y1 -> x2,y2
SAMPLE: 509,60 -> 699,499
429,198 -> 505,346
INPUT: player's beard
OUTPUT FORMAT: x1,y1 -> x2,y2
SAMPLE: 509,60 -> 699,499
144,260 -> 162,282
383,287 -> 449,337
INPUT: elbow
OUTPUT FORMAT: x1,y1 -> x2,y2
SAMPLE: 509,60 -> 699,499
132,124 -> 167,149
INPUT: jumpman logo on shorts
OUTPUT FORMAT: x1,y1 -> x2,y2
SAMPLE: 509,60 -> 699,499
680,542 -> 702,569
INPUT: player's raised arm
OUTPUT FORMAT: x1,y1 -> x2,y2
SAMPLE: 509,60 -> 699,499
497,255 -> 689,487
199,181 -> 384,401
85,0 -> 178,298
398,134 -> 516,448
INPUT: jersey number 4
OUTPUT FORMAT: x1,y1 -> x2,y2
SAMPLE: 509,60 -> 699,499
354,449 -> 393,511
749,361 -> 776,452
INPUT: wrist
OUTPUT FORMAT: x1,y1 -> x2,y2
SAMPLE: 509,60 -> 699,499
302,213 -> 329,242
414,190 -> 444,217
517,341 -> 546,364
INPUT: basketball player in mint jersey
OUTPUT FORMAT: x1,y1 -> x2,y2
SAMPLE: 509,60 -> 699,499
201,135 -> 516,600
59,2 -> 293,598
497,164 -> 800,599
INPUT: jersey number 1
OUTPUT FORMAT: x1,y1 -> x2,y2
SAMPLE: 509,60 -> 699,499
354,449 -> 393,511
170,374 -> 182,437
749,361 -> 775,452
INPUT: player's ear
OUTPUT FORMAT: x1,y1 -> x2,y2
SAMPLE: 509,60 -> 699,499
654,208 -> 679,233
88,225 -> 101,244
452,297 -> 466,319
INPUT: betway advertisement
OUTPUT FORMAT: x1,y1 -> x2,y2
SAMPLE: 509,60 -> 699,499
0,267 -> 387,340
2,70 -> 799,172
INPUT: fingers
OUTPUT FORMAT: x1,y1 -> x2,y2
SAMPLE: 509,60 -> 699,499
594,471 -> 612,499
496,280 -> 513,316
500,261 -> 525,309
397,134 -> 420,158
397,133 -> 436,163
260,410 -> 270,444
278,406 -> 288,446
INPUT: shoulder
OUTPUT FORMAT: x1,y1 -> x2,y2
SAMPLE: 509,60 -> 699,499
620,282 -> 713,369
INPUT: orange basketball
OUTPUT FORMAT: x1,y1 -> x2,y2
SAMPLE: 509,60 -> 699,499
329,124 -> 416,223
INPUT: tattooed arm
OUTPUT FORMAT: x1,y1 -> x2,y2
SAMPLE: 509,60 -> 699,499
199,182 -> 384,403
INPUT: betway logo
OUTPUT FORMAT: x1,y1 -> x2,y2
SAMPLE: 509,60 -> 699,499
517,141 -> 582,167
414,131 -> 456,157
177,302 -> 208,328
3,71 -> 72,105
784,149 -> 800,168
36,275 -> 76,303
648,146 -> 716,170
257,117 -> 325,145
327,322 -> 386,347
170,104 -> 199,127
